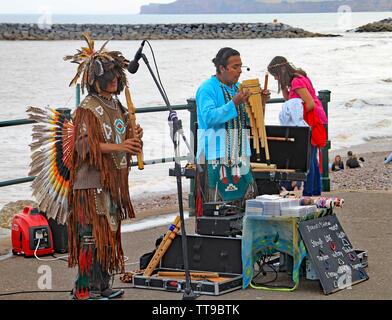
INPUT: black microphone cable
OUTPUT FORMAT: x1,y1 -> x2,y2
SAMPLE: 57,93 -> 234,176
143,40 -> 170,106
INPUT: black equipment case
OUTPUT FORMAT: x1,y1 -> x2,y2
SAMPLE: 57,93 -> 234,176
251,125 -> 312,193
132,234 -> 243,296
251,125 -> 311,180
201,201 -> 240,217
41,211 -> 68,253
46,217 -> 68,253
196,213 -> 243,237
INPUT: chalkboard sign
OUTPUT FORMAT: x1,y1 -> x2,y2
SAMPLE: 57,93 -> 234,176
298,214 -> 368,294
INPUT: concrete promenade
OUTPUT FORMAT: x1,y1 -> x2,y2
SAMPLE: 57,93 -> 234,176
0,190 -> 391,302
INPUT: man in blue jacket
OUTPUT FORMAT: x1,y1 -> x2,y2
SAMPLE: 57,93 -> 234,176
195,47 -> 269,211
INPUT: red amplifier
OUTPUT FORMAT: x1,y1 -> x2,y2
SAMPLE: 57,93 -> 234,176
11,206 -> 54,257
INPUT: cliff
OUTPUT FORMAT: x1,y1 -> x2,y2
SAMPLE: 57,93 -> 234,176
140,0 -> 392,14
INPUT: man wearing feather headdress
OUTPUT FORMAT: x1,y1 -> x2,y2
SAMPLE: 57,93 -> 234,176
65,33 -> 143,300
27,33 -> 143,300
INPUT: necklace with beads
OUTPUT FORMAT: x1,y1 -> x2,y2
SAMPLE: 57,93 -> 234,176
220,84 -> 246,166
92,93 -> 118,110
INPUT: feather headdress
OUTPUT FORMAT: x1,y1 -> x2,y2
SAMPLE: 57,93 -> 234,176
64,32 -> 129,94
27,106 -> 74,224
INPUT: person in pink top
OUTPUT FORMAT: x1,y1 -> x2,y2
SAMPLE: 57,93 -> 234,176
267,56 -> 326,196
267,56 -> 327,124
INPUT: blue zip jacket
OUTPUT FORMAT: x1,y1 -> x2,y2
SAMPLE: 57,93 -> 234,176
195,75 -> 251,160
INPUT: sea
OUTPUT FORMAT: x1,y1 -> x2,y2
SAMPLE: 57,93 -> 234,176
0,11 -> 392,210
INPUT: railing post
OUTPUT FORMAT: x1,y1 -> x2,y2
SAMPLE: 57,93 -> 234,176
318,90 -> 331,192
76,83 -> 81,108
187,98 -> 197,216
56,108 -> 72,120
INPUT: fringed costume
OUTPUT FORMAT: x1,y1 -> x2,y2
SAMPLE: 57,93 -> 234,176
28,33 -> 139,300
68,94 -> 134,299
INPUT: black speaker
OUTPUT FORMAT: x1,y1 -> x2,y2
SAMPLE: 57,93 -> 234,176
196,213 -> 244,237
46,217 -> 68,253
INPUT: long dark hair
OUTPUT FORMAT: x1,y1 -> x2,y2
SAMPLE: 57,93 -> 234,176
212,47 -> 240,74
267,56 -> 307,93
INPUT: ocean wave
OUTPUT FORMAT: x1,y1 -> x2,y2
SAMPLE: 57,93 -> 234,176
338,98 -> 392,109
330,43 -> 374,52
331,130 -> 392,151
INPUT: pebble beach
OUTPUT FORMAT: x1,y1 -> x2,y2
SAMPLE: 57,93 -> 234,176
329,139 -> 392,192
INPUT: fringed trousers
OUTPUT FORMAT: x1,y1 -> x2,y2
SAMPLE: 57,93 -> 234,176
67,189 -> 124,299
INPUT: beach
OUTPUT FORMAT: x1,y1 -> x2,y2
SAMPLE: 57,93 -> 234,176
329,138 -> 392,191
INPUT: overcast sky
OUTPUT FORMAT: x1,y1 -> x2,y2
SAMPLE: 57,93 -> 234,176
0,0 -> 175,14
0,0 -> 335,14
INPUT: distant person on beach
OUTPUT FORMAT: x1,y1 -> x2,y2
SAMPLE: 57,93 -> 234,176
385,152 -> 392,164
268,56 -> 327,197
331,155 -> 344,171
195,47 -> 270,213
64,34 -> 143,300
346,151 -> 361,168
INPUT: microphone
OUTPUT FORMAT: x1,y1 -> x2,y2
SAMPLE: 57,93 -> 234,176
127,40 -> 146,74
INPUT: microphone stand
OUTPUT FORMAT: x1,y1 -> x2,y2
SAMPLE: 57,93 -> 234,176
140,53 -> 199,300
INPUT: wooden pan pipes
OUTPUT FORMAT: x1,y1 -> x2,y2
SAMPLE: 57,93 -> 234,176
239,77 -> 275,168
125,86 -> 144,170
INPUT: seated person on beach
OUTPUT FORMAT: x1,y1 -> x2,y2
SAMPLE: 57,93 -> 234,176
331,155 -> 344,171
385,152 -> 392,164
195,47 -> 269,213
346,151 -> 361,168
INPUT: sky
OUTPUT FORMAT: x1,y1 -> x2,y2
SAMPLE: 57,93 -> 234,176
0,0 -> 333,15
0,0 -> 175,15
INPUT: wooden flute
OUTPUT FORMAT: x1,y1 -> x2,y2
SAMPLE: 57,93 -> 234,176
125,87 -> 144,170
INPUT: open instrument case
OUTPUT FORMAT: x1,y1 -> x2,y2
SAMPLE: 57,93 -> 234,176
251,125 -> 312,183
132,234 -> 243,296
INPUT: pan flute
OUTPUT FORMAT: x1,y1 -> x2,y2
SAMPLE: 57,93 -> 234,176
239,77 -> 276,168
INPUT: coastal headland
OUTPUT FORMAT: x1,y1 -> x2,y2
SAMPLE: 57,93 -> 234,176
354,17 -> 392,32
0,22 -> 338,40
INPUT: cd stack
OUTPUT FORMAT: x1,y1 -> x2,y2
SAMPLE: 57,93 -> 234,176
245,199 -> 264,216
245,195 -> 300,216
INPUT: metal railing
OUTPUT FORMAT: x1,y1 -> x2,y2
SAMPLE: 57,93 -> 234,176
0,86 -> 331,210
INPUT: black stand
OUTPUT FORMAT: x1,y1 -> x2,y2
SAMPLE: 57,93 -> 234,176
140,53 -> 199,300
